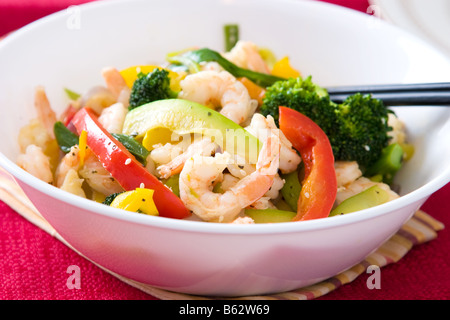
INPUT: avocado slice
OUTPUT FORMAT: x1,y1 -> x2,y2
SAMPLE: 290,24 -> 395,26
122,99 -> 261,164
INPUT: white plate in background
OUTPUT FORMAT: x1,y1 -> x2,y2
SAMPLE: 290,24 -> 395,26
370,0 -> 450,58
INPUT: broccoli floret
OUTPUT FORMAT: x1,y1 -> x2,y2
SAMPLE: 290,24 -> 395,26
102,192 -> 123,206
128,69 -> 177,110
261,76 -> 393,169
334,93 -> 392,169
260,76 -> 335,127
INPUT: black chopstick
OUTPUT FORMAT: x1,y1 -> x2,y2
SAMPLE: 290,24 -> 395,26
326,82 -> 450,105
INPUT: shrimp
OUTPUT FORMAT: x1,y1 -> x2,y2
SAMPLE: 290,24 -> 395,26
335,176 -> 399,206
17,144 -> 54,184
101,67 -> 131,108
264,173 -> 285,200
219,166 -> 283,210
55,145 -> 123,196
247,197 -> 276,210
157,137 -> 218,179
34,86 -> 57,139
223,40 -> 270,74
245,113 -> 301,174
78,151 -> 124,196
102,67 -> 128,99
149,143 -> 184,166
179,132 -> 280,222
55,145 -> 81,188
98,102 -> 128,134
226,154 -> 255,179
334,160 -> 362,189
335,161 -> 398,206
178,70 -> 258,125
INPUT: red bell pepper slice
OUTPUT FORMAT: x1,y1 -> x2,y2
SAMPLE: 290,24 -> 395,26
279,106 -> 337,221
61,103 -> 78,127
71,107 -> 191,219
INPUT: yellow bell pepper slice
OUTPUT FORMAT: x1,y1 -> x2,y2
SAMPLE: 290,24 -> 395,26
110,188 -> 159,216
119,65 -> 185,92
78,130 -> 88,167
142,127 -> 175,151
238,77 -> 266,105
271,56 -> 301,79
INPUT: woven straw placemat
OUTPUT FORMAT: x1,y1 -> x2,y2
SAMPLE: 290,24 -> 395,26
0,167 -> 444,300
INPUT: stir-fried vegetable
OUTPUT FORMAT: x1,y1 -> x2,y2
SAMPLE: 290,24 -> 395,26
245,208 -> 296,223
279,107 -> 337,221
53,121 -> 79,153
111,133 -> 150,166
330,185 -> 391,216
280,169 -> 302,212
109,188 -> 159,216
128,69 -> 178,110
64,88 -> 81,101
262,77 -> 394,170
364,143 -> 404,185
54,121 -> 150,166
270,56 -> 301,79
224,24 -> 239,51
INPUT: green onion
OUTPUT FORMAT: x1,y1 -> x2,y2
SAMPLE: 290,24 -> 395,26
224,24 -> 239,51
170,48 -> 286,88
64,88 -> 81,101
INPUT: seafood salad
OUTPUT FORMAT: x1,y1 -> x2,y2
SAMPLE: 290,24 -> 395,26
16,35 -> 412,224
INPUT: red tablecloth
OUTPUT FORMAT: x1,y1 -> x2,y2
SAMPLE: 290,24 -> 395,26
0,0 -> 449,300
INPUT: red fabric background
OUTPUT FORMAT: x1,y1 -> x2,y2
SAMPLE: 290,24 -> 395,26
0,0 -> 449,300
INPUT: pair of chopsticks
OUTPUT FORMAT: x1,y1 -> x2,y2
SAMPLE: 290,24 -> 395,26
326,82 -> 450,105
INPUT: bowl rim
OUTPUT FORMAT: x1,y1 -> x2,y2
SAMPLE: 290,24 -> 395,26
0,0 -> 449,236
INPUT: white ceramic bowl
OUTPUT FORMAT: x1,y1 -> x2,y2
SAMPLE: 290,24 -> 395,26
0,0 -> 449,297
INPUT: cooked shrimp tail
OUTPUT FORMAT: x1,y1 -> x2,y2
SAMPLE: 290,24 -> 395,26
101,67 -> 131,107
34,86 -> 57,139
